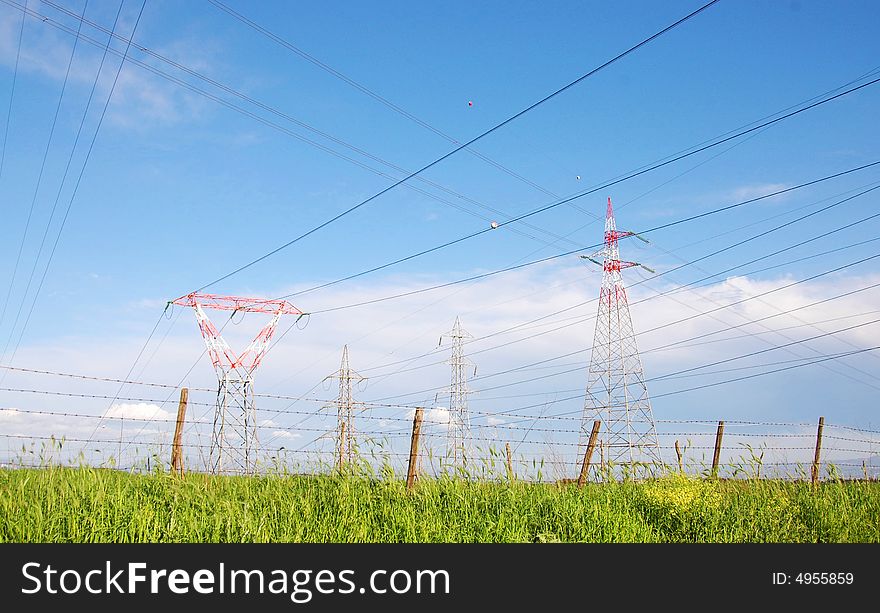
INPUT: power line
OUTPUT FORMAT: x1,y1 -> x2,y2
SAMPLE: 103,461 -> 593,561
407,345 -> 880,433
359,179 -> 880,375
531,193 -> 880,393
483,280 -> 880,396
5,0 -> 149,372
477,249 -> 880,391
391,271 -> 880,420
365,257 -> 880,404
115,310 -> 236,460
147,2 -> 827,406
305,166 -> 880,316
638,254 -> 880,339
0,1 -> 597,289
651,319 -> 880,381
2,0 -> 642,452
652,346 -> 880,401
0,0 -> 129,369
399,311 -> 880,403
190,0 -> 723,293
454,232 -> 880,369
22,0 -> 601,253
257,69 -> 880,394
478,317 -> 880,394
5,3 -> 872,444
649,282 -> 880,355
0,0 -> 24,184
0,0 -> 89,341
32,0 -> 599,221
15,0 -> 861,397
0,0 -> 27,329
654,348 -> 880,383
274,82 -> 880,306
206,0 -> 670,235
204,0 -> 568,195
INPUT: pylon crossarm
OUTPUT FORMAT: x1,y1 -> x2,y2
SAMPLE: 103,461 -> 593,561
173,292 -> 303,373
582,254 -> 641,272
171,292 -> 302,315
605,229 -> 634,243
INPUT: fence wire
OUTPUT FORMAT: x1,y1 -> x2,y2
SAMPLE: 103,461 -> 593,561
2,382 -> 879,482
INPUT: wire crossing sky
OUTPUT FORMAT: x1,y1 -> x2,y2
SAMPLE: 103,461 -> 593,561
0,0 -> 878,452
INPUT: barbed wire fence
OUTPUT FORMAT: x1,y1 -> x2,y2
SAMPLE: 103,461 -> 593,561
1,365 -> 879,482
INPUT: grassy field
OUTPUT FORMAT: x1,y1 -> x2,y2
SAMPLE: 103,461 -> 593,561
1,466 -> 878,542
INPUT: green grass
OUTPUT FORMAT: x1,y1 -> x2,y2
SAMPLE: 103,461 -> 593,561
1,467 -> 878,542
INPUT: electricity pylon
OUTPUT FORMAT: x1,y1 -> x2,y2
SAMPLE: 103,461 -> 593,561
579,197 -> 660,471
171,292 -> 302,475
324,345 -> 366,470
438,316 -> 473,468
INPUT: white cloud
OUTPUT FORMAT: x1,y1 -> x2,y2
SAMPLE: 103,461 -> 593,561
0,5 -> 212,129
730,183 -> 792,202
17,263 -> 880,413
403,406 -> 453,430
270,430 -> 301,439
105,403 -> 171,421
5,259 -> 880,471
426,407 -> 450,425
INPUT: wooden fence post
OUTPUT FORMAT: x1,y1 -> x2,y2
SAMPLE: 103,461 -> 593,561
337,420 -> 346,473
711,420 -> 724,478
406,408 -> 424,490
170,387 -> 188,476
577,420 -> 601,488
674,439 -> 683,473
811,416 -> 824,486
505,442 -> 513,479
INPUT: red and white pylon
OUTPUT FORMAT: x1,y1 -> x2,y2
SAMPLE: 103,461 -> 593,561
171,292 -> 303,474
579,198 -> 660,473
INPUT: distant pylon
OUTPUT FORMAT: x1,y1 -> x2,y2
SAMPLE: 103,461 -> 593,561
171,292 -> 302,475
324,345 -> 366,470
579,197 -> 660,471
438,317 -> 474,468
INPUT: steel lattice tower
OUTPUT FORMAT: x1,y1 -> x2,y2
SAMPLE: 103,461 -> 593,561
324,345 -> 366,470
439,317 -> 473,467
172,292 -> 302,475
579,198 -> 660,470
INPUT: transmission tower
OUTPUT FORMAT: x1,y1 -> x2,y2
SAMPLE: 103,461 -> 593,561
438,316 -> 474,468
579,197 -> 661,471
172,292 -> 302,475
324,345 -> 366,470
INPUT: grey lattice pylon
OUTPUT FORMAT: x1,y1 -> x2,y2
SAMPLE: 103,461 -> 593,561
438,316 -> 473,468
324,345 -> 366,469
580,198 -> 660,471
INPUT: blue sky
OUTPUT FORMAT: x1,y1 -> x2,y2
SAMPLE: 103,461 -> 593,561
0,0 -> 879,472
